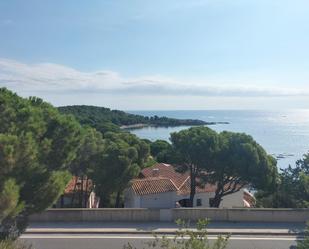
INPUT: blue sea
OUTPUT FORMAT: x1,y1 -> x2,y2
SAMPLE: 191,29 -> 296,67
128,110 -> 309,170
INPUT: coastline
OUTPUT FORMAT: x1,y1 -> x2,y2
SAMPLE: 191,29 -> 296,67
128,110 -> 309,169
120,121 -> 229,130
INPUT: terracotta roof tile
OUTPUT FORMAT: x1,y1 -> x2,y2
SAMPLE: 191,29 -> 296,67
132,164 -> 220,196
64,176 -> 93,194
141,163 -> 189,188
243,190 -> 256,207
176,178 -> 217,195
132,164 -> 248,197
131,177 -> 178,195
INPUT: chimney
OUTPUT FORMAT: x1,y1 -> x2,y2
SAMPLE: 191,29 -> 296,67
152,168 -> 159,177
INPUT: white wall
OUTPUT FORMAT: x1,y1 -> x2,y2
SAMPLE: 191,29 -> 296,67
140,191 -> 176,208
193,192 -> 213,207
124,188 -> 246,209
183,189 -> 246,208
124,189 -> 140,208
220,189 -> 245,208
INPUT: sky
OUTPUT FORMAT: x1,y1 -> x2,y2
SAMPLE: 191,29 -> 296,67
0,0 -> 309,110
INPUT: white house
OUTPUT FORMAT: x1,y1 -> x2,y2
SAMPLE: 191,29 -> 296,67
124,163 -> 255,208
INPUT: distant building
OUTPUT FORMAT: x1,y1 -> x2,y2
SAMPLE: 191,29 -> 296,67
124,163 -> 255,208
53,176 -> 100,208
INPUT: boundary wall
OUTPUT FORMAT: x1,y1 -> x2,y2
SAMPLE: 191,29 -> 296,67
29,208 -> 309,223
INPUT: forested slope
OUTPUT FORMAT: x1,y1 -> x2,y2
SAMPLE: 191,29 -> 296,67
58,105 -> 208,128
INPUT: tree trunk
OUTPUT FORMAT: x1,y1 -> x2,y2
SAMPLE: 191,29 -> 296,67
189,166 -> 196,207
79,175 -> 84,208
70,179 -> 78,207
84,177 -> 89,208
210,183 -> 223,208
115,190 -> 121,208
210,194 -> 222,208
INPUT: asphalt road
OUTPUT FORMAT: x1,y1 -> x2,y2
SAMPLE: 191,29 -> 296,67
20,234 -> 300,249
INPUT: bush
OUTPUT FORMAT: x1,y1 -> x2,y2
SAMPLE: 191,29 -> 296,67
124,219 -> 229,249
297,222 -> 309,249
0,240 -> 33,249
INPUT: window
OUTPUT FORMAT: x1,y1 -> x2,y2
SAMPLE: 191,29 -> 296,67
196,198 -> 202,206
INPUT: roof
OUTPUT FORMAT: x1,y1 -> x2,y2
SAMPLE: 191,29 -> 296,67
141,163 -> 189,188
132,163 -> 219,196
132,177 -> 178,195
176,178 -> 217,195
64,176 -> 93,194
243,189 -> 256,207
132,164 -> 253,208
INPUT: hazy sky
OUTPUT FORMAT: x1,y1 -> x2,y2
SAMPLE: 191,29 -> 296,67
0,0 -> 309,110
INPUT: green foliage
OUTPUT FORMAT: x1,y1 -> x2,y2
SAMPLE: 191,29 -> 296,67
69,127 -> 105,176
95,122 -> 121,134
124,219 -> 229,249
58,105 -> 207,130
65,127 -> 106,207
163,127 -> 277,207
58,105 -> 147,126
150,140 -> 170,157
0,88 -> 84,239
297,222 -> 309,249
168,127 -> 220,207
150,140 -> 173,163
30,171 -> 72,212
90,132 -> 150,207
256,153 -> 309,208
207,131 -> 277,207
0,179 -> 23,222
0,240 -> 33,249
0,89 -> 151,219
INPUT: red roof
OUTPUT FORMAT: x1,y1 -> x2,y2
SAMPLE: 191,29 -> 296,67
141,163 -> 189,188
132,163 -> 218,196
132,177 -> 178,195
64,176 -> 93,194
243,190 -> 256,207
176,178 -> 217,195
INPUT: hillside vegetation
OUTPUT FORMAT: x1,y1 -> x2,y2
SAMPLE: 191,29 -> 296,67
0,88 -> 152,239
58,105 -> 208,129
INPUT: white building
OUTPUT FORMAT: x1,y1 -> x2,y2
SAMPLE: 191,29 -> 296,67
124,163 -> 255,208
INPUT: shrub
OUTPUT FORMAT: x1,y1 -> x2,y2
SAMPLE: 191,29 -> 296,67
297,222 -> 309,249
0,240 -> 33,249
124,219 -> 229,249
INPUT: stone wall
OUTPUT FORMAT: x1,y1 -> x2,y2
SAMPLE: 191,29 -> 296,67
29,208 -> 309,223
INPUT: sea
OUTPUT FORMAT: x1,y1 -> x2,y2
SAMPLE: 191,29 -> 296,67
127,110 -> 309,170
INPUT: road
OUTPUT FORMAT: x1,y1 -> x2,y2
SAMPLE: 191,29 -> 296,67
20,233 -> 300,249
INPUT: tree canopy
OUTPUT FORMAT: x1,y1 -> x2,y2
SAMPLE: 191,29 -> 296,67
169,127 -> 220,207
58,105 -> 207,131
89,132 -> 150,207
256,153 -> 309,208
0,88 -> 84,238
208,131 -> 277,207
150,139 -> 173,163
158,126 -> 277,207
67,127 -> 105,207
